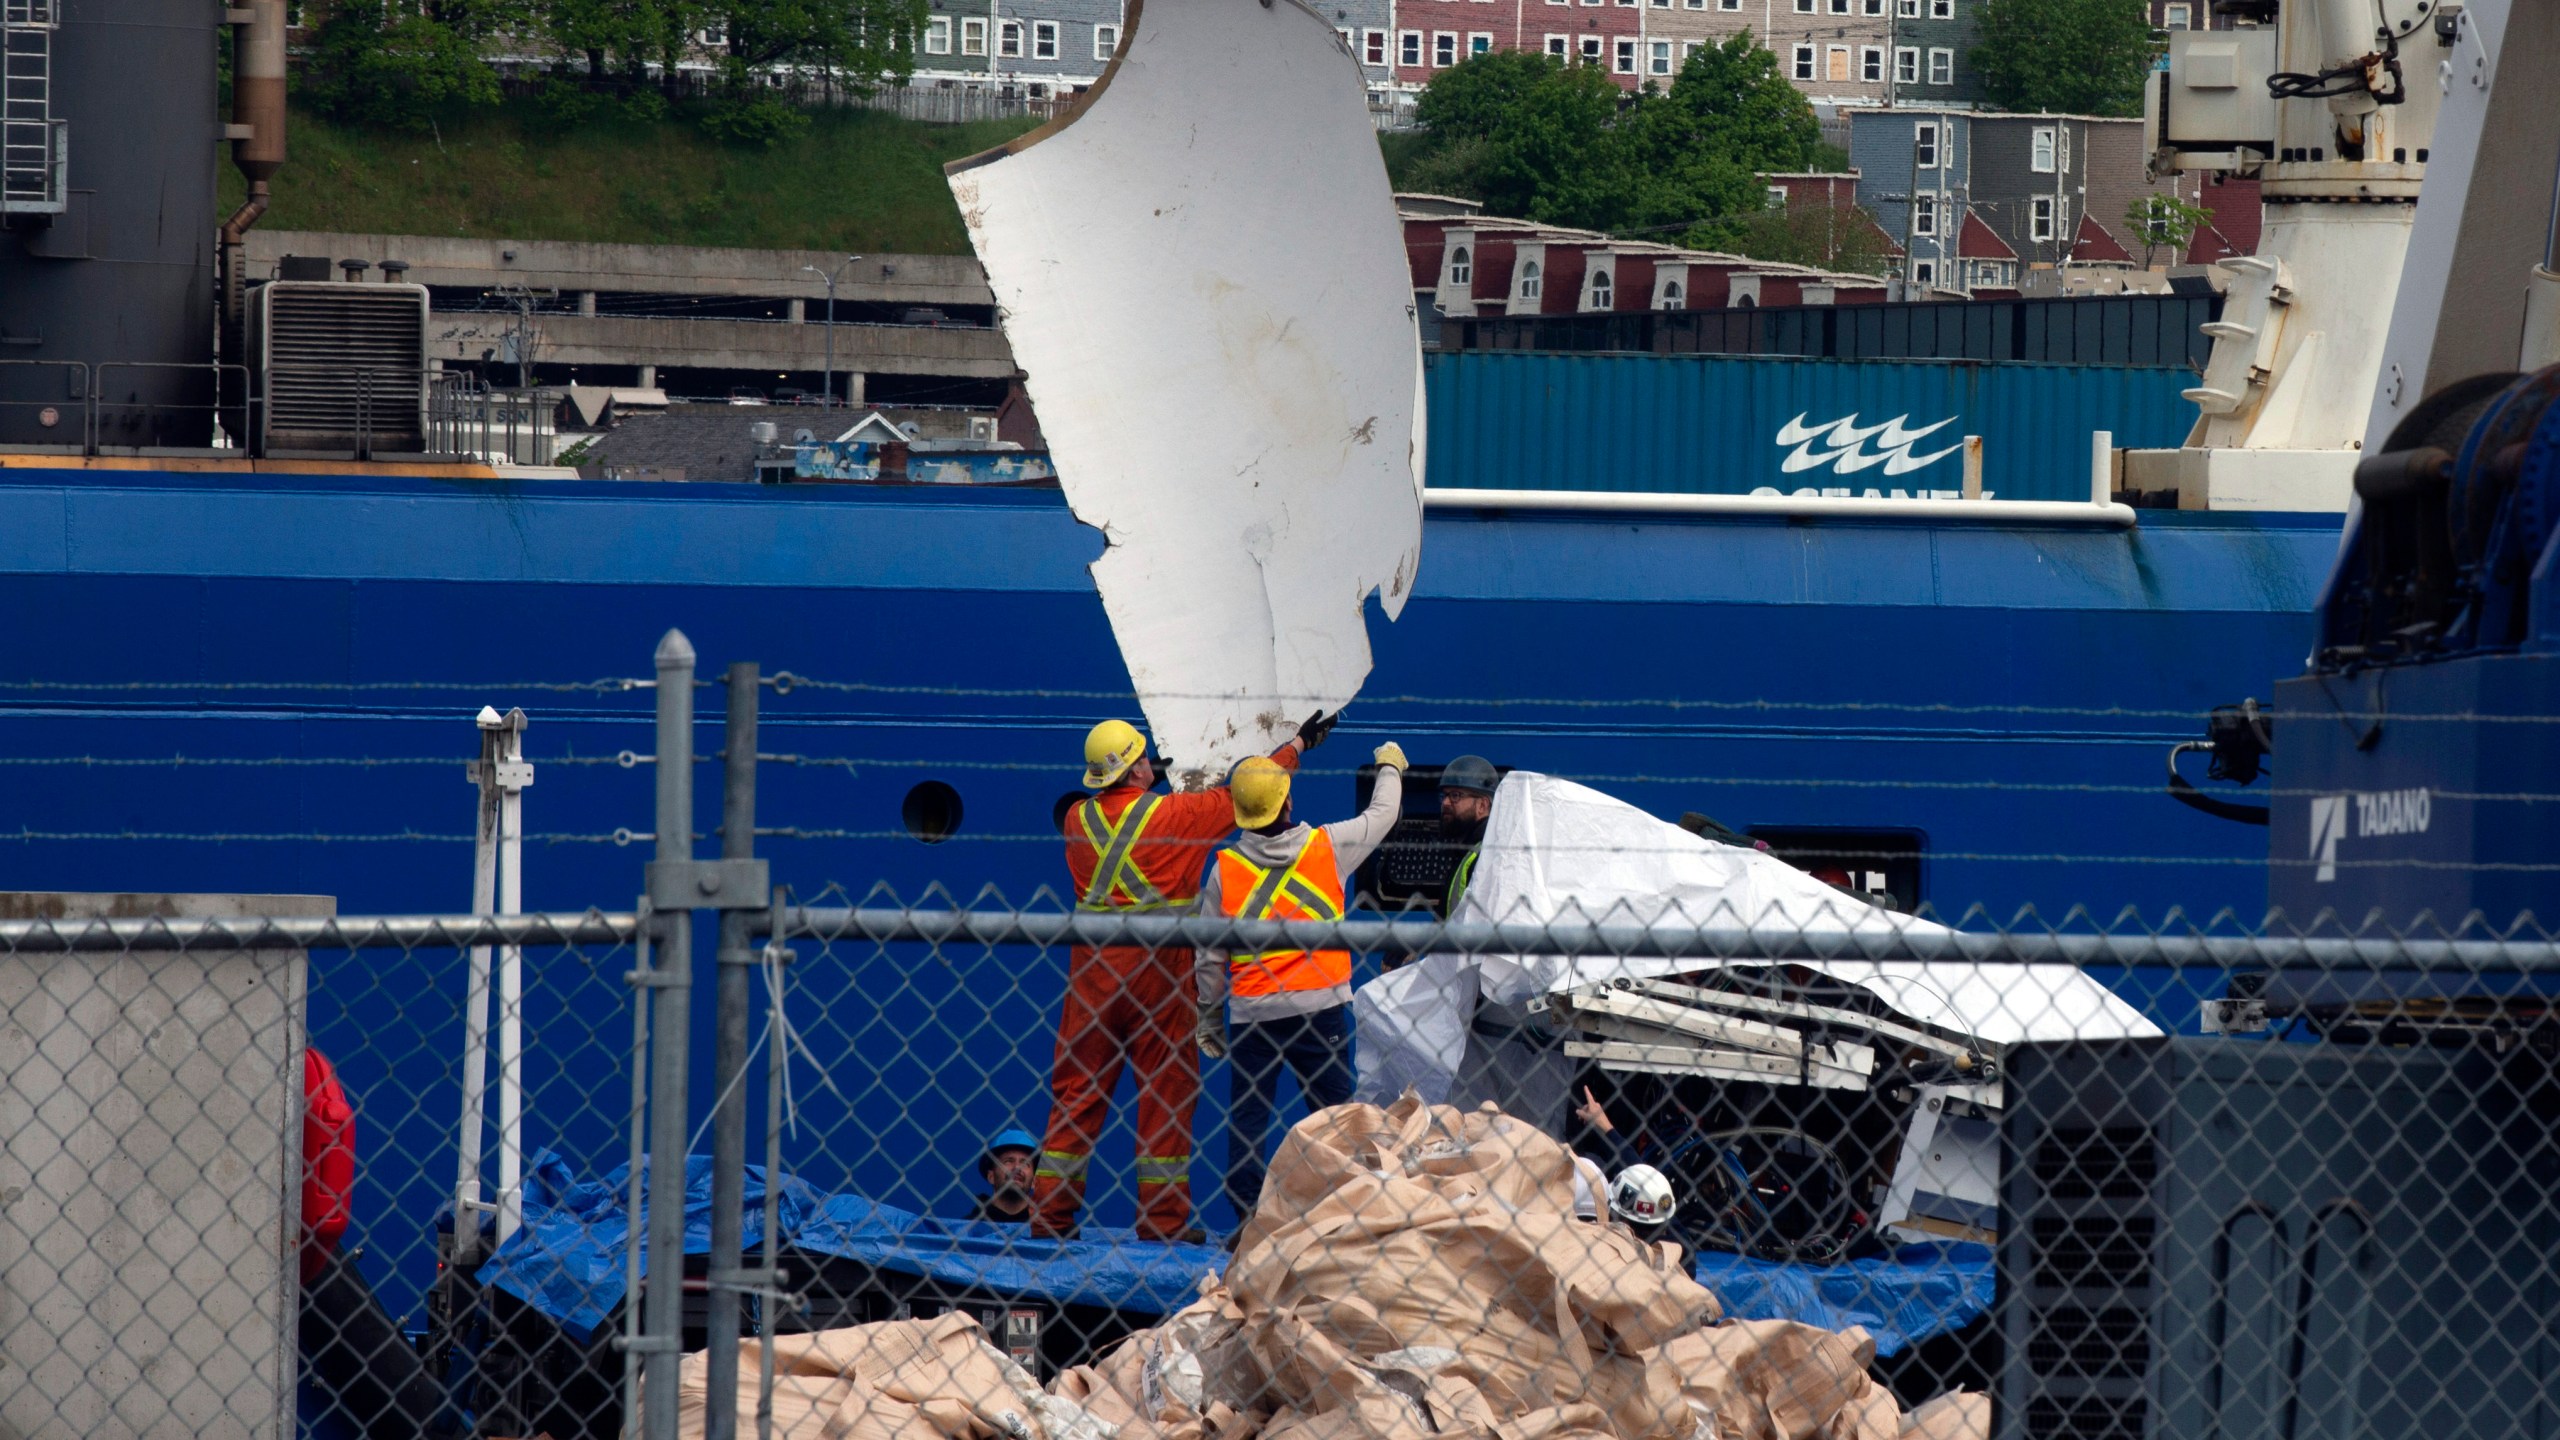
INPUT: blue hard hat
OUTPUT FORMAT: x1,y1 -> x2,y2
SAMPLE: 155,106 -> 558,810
982,1128 -> 1041,1165
1441,755 -> 1498,796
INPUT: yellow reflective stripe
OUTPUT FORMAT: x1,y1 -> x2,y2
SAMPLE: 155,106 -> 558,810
1133,1155 -> 1191,1183
1035,1149 -> 1089,1180
1077,794 -> 1166,911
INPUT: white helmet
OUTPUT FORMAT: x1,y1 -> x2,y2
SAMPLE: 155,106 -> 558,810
1609,1164 -> 1677,1226
1570,1156 -> 1608,1221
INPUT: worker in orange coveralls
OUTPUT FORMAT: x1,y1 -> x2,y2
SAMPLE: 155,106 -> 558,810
1033,711 -> 1336,1240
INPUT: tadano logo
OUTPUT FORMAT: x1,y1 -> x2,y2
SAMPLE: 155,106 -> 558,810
1775,412 -> 1967,476
2307,788 -> 2432,882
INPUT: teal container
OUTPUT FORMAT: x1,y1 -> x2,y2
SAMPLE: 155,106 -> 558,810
1423,351 -> 2198,502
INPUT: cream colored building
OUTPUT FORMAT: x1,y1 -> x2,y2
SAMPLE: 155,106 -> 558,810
1632,0 -> 1892,106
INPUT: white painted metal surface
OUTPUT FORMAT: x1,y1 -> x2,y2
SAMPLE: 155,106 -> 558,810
459,706 -> 533,1260
948,0 -> 1424,784
1423,488 -> 2138,527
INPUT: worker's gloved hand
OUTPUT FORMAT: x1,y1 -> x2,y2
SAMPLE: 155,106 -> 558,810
1372,742 -> 1409,771
1197,1010 -> 1230,1060
1296,710 -> 1338,752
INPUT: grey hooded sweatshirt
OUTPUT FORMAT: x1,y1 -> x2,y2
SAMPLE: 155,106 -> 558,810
1195,763 -> 1403,1023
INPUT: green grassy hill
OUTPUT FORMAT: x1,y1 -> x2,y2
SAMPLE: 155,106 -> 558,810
224,100 -> 1040,253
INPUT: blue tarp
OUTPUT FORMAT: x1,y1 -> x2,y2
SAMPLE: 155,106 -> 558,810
486,1154 -> 1988,1355
480,1151 -> 821,1340
1692,1243 -> 1995,1358
792,1197 -> 1223,1315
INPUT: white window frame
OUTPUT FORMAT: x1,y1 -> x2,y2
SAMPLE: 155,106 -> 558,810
1914,119 -> 1939,167
1399,28 -> 1423,64
1793,0 -> 1813,11
1894,45 -> 1918,82
1449,245 -> 1473,284
1520,259 -> 1543,301
2031,126 -> 2056,172
2057,124 -> 2071,169
1469,30 -> 1494,53
998,18 -> 1023,56
1928,0 -> 1951,14
1911,192 -> 1937,236
1912,258 -> 1937,285
1826,43 -> 1850,79
1896,0 -> 1918,13
1587,269 -> 1614,308
1545,32 -> 1569,54
1684,39 -> 1705,58
1579,34 -> 1604,62
1766,184 -> 1788,209
1362,27 -> 1386,62
1927,45 -> 1953,83
2163,1 -> 2191,26
1031,19 -> 1058,59
1614,37 -> 1637,71
1792,42 -> 1815,78
1860,45 -> 1882,81
1829,0 -> 1849,13
2030,196 -> 2055,241
923,15 -> 952,53
1096,22 -> 1120,58
1720,0 -> 1741,9
698,19 -> 728,46
1433,30 -> 1458,65
1863,0 -> 1884,12
1649,38 -> 1672,73
1657,279 -> 1684,309
1338,26 -> 1355,51
960,16 -> 988,54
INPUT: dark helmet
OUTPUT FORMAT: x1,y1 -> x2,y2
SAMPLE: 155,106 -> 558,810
1441,755 -> 1498,796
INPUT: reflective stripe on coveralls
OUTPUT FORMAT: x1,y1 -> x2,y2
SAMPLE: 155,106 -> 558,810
1216,829 -> 1353,997
1076,794 -> 1167,910
1036,1149 -> 1090,1182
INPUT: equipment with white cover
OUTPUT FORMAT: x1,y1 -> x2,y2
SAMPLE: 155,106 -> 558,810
1354,773 -> 2160,1247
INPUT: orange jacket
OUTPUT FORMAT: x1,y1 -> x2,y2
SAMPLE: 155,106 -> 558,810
1065,746 -> 1300,912
1214,827 -> 1352,997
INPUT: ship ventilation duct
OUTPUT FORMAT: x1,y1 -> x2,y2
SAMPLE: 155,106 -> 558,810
249,282 -> 431,457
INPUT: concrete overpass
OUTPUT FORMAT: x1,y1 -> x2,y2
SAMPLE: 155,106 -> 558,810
244,231 -> 1018,398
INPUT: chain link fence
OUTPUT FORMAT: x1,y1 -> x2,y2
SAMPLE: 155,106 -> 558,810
1,632 -> 2553,1440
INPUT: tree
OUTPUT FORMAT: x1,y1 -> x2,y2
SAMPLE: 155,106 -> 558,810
301,0 -> 526,133
2125,191 -> 2210,267
1971,0 -> 2156,117
1728,201 -> 1896,274
1413,49 -> 1565,142
1402,35 -> 1825,242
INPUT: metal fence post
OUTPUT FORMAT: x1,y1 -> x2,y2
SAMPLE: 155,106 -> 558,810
643,629 -> 696,1440
706,662 -> 759,1440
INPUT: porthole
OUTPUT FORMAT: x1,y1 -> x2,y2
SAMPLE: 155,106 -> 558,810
1053,790 -> 1093,835
902,781 -> 964,844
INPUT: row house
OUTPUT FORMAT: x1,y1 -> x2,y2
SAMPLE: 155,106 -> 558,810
902,0 -> 1978,106
1850,108 -> 2152,291
1403,206 -> 1889,319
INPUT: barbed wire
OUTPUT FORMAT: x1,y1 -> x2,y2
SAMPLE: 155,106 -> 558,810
0,678 -> 658,694
0,829 -> 626,845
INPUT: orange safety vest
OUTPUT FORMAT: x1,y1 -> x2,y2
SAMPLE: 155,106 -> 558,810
1215,829 -> 1352,997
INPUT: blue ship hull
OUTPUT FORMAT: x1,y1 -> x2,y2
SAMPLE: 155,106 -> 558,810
0,465 -> 2337,1303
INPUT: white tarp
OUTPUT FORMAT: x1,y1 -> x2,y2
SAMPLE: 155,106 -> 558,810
947,0 -> 1425,784
1355,773 -> 2161,1103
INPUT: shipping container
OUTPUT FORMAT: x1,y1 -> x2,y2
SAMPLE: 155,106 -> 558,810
1423,350 -> 2197,502
1437,292 -> 2220,370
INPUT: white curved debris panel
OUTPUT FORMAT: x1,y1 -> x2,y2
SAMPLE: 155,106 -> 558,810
947,0 -> 1425,785
1356,774 -> 2161,1103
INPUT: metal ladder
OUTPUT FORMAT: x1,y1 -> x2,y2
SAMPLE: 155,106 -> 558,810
2,0 -> 63,215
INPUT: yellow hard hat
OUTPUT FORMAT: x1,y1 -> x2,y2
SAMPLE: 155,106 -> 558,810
1083,719 -> 1149,788
1230,756 -> 1292,829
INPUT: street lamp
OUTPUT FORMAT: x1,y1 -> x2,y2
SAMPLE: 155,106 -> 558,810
802,255 -> 863,408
